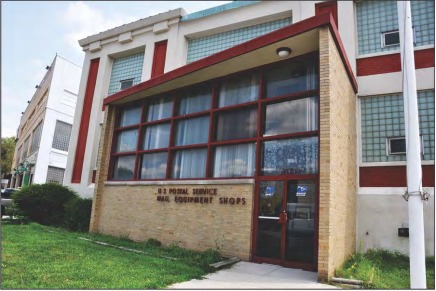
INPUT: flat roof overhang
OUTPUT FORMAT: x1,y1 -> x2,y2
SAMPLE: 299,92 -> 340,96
104,13 -> 357,106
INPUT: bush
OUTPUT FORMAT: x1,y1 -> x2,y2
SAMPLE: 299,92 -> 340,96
64,198 -> 93,232
13,183 -> 78,226
145,238 -> 162,248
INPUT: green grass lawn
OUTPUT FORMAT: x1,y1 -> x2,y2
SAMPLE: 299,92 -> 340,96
1,222 -> 222,289
335,249 -> 435,289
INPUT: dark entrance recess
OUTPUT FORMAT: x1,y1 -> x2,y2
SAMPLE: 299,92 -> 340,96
252,179 -> 318,271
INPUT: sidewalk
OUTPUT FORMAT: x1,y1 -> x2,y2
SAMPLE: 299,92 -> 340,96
169,261 -> 336,289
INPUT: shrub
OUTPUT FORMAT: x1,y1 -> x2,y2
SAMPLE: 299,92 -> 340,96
145,238 -> 162,248
64,197 -> 93,232
13,183 -> 78,226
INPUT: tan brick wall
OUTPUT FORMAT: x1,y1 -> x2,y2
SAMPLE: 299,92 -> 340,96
94,183 -> 254,259
318,27 -> 357,280
90,105 -> 255,260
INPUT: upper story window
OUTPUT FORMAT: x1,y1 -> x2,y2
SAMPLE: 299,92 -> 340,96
360,91 -> 434,163
108,54 -> 319,181
30,121 -> 43,154
108,52 -> 144,95
52,120 -> 72,152
120,79 -> 134,91
187,17 -> 292,63
356,0 -> 434,56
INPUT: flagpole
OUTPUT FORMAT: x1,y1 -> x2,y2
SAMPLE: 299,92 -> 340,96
397,1 -> 426,288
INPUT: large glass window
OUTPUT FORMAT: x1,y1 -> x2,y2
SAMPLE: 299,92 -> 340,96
219,74 -> 258,107
147,96 -> 173,121
120,106 -> 141,127
213,143 -> 256,177
140,152 -> 167,179
265,59 -> 318,98
172,148 -> 207,179
176,116 -> 209,146
113,155 -> 136,180
264,97 -> 318,136
179,87 -> 211,115
262,137 -> 318,175
216,108 -> 257,141
143,123 -> 170,150
116,129 -> 138,152
109,55 -> 319,181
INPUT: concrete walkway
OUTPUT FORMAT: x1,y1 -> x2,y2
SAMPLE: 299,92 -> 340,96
169,261 -> 336,289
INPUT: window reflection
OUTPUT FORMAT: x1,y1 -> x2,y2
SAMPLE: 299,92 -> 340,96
176,116 -> 209,146
213,143 -> 255,177
116,129 -> 138,152
219,74 -> 258,107
113,155 -> 135,180
147,96 -> 173,121
216,108 -> 257,141
172,148 -> 207,179
262,137 -> 318,175
265,97 -> 318,136
140,152 -> 167,179
120,107 -> 141,127
143,123 -> 170,150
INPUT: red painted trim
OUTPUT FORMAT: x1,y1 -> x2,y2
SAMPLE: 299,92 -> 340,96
71,58 -> 100,183
357,48 -> 435,76
104,12 -> 357,105
92,169 -> 97,184
359,165 -> 435,187
151,40 -> 168,78
315,0 -> 338,27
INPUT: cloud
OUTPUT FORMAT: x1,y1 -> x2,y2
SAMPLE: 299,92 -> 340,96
60,1 -> 138,51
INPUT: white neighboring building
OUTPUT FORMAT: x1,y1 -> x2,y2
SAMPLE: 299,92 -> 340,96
10,55 -> 81,188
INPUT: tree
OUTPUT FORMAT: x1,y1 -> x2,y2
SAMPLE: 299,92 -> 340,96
1,137 -> 16,177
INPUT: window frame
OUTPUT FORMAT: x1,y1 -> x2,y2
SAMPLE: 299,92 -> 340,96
386,135 -> 424,155
107,52 -> 320,181
119,78 -> 134,91
381,28 -> 416,48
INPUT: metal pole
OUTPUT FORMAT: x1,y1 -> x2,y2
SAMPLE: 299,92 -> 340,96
397,1 -> 426,288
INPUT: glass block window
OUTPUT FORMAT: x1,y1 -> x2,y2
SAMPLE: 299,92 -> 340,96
16,146 -> 22,165
52,121 -> 72,152
356,0 -> 434,55
22,137 -> 30,160
30,121 -> 43,154
187,17 -> 292,63
360,90 -> 435,162
46,166 -> 65,184
108,52 -> 144,95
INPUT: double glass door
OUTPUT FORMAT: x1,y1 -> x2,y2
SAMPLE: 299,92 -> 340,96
253,179 -> 317,269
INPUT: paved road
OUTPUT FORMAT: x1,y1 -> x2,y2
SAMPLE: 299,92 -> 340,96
169,261 -> 337,289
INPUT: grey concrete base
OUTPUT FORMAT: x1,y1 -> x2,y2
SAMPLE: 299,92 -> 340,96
169,261 -> 336,289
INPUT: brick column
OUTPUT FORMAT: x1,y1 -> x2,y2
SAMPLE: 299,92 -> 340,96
89,105 -> 116,232
318,27 -> 357,281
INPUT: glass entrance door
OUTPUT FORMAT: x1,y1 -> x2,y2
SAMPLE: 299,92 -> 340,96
254,179 -> 317,269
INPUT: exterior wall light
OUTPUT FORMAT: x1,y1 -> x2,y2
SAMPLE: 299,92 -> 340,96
276,47 -> 292,58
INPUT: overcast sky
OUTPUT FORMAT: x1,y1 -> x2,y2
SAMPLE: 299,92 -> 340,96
1,1 -> 231,138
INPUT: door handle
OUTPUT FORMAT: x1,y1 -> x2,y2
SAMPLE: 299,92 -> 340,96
278,211 -> 288,224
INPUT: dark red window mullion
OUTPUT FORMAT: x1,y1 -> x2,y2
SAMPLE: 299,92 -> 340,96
173,111 -> 210,121
212,100 -> 259,113
140,117 -> 172,127
111,151 -> 138,157
261,131 -> 319,142
113,124 -> 140,132
133,103 -> 146,180
165,94 -> 177,179
255,70 -> 264,177
206,86 -> 217,178
260,90 -> 319,105
107,107 -> 121,180
210,137 -> 257,147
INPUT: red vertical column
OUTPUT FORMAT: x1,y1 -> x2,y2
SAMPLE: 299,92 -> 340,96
72,58 -> 100,183
151,40 -> 168,78
315,0 -> 338,27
